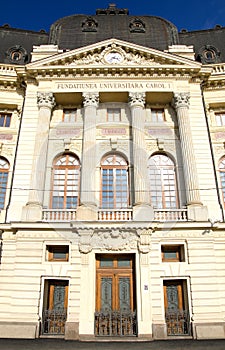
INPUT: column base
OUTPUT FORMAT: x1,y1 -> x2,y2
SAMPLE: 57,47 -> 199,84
187,204 -> 208,222
65,322 -> 79,340
76,204 -> 98,221
21,202 -> 42,222
152,323 -> 167,339
133,204 -> 154,221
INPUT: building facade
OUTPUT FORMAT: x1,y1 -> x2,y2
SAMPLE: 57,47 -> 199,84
0,3 -> 225,341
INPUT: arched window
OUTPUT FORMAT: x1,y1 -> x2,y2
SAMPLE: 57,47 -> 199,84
0,157 -> 9,210
101,154 -> 129,209
219,157 -> 225,204
51,154 -> 80,209
148,154 -> 178,209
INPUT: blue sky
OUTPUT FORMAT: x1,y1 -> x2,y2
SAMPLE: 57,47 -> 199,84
1,0 -> 225,33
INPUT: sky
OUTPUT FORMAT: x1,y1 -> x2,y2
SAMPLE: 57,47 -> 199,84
1,0 -> 225,33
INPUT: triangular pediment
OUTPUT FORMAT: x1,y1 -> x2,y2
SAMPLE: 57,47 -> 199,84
27,38 -> 202,70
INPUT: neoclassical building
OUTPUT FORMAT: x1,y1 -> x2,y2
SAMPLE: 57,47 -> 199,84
0,3 -> 225,341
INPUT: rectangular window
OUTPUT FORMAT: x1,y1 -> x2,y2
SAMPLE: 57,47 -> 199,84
62,109 -> 77,123
0,113 -> 11,127
107,108 -> 121,122
151,109 -> 165,122
215,112 -> 225,126
47,245 -> 69,262
161,245 -> 185,262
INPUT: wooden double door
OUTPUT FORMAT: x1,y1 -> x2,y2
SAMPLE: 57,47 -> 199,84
95,254 -> 137,336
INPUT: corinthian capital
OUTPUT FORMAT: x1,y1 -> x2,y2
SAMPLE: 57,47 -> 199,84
129,92 -> 145,108
37,92 -> 56,110
173,92 -> 190,109
82,92 -> 99,107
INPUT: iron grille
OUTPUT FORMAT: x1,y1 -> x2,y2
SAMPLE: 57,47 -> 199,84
95,310 -> 137,336
165,309 -> 191,336
42,309 -> 67,335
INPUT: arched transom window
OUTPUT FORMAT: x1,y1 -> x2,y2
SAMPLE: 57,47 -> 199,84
101,154 -> 129,209
219,157 -> 225,204
51,154 -> 80,209
0,157 -> 9,210
148,154 -> 178,209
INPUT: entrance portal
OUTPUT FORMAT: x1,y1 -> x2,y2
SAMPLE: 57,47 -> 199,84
95,254 -> 137,336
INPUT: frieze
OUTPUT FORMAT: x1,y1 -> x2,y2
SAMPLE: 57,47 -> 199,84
55,81 -> 173,92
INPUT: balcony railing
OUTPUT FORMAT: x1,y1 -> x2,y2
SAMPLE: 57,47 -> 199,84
98,209 -> 133,221
42,209 -> 76,222
42,208 -> 188,222
154,209 -> 188,221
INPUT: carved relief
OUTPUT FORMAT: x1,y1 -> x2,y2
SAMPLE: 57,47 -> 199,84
66,44 -> 161,66
138,228 -> 152,254
77,228 -> 139,251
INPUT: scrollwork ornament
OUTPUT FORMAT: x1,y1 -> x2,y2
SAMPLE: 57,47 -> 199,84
37,92 -> 56,110
128,92 -> 146,108
82,92 -> 99,107
173,92 -> 190,110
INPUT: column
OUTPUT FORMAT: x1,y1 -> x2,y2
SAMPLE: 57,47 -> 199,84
76,92 -> 99,220
129,92 -> 153,221
173,92 -> 201,205
22,92 -> 55,221
173,92 -> 208,220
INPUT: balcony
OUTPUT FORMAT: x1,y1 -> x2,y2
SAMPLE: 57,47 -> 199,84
42,208 -> 188,222
98,209 -> 133,221
42,209 -> 77,222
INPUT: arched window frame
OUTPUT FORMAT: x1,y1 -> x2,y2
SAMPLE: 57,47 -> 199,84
148,153 -> 178,209
0,157 -> 9,210
50,153 -> 80,209
100,154 -> 129,209
218,157 -> 225,205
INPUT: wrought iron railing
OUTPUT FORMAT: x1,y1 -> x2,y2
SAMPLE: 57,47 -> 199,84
165,309 -> 191,336
42,209 -> 76,222
42,309 -> 67,335
95,310 -> 137,336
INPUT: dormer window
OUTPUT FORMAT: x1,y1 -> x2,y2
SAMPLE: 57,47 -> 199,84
129,18 -> 145,33
6,45 -> 28,64
82,17 -> 98,32
196,45 -> 220,64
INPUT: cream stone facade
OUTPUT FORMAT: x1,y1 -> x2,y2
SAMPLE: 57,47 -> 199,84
0,6 -> 225,341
